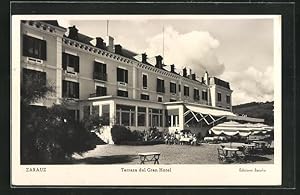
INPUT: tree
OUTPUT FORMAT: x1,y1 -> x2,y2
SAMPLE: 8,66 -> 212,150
21,70 -> 102,164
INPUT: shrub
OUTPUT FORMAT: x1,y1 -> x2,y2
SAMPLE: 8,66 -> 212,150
111,125 -> 138,144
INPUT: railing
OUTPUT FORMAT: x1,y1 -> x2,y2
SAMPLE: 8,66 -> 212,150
93,72 -> 107,81
90,93 -> 104,98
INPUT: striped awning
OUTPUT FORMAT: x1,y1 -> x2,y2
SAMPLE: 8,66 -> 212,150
209,121 -> 273,137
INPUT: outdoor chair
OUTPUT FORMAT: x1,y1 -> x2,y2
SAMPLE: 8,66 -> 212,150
217,147 -> 235,163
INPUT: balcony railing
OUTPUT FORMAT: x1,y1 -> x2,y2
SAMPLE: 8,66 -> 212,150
93,72 -> 107,81
90,93 -> 104,98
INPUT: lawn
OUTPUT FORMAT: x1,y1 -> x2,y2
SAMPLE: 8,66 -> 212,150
72,143 -> 274,164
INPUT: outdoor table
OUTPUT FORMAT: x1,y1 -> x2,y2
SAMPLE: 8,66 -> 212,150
138,152 -> 160,164
223,147 -> 239,157
253,141 -> 267,148
243,143 -> 256,149
179,137 -> 191,145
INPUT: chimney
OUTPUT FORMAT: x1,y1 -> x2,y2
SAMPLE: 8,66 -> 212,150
204,71 -> 209,85
170,64 -> 175,73
183,67 -> 187,77
191,73 -> 196,80
106,36 -> 114,52
141,53 -> 147,63
189,68 -> 192,76
68,25 -> 78,40
96,37 -> 105,49
114,44 -> 122,55
155,55 -> 163,69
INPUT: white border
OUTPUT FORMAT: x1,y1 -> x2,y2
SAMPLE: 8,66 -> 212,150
11,15 -> 282,186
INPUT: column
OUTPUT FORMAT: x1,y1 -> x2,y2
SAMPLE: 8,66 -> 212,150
178,105 -> 184,130
99,104 -> 102,117
109,101 -> 115,126
132,66 -> 137,99
56,37 -> 63,104
135,106 -> 138,127
146,107 -> 149,128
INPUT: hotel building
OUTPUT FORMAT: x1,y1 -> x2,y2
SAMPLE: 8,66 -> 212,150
20,20 -> 263,143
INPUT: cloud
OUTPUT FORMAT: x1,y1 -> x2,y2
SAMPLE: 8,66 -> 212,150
222,66 -> 274,105
144,26 -> 225,76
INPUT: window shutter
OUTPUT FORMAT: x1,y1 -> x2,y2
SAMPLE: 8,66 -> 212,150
41,40 -> 47,60
74,56 -> 80,73
62,80 -> 67,97
117,68 -> 121,82
22,35 -> 29,57
62,53 -> 67,70
125,70 -> 128,83
94,62 -> 99,72
103,63 -> 107,73
103,87 -> 107,96
142,75 -> 147,87
75,82 -> 79,98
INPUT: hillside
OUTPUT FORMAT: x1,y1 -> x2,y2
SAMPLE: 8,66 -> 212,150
232,101 -> 274,126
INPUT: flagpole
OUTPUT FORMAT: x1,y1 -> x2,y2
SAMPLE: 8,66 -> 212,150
162,25 -> 165,63
106,20 -> 109,36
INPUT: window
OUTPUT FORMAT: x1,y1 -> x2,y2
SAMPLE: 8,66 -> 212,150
94,61 -> 107,81
23,35 -> 47,60
156,78 -> 165,93
142,74 -> 147,88
23,68 -> 46,88
83,106 -> 90,118
96,86 -> 107,97
226,95 -> 231,104
102,104 -> 110,125
141,94 -> 149,100
149,108 -> 163,127
217,92 -> 222,102
62,80 -> 79,98
138,107 -> 146,126
202,90 -> 208,101
170,82 -> 176,94
62,52 -> 79,73
116,105 -> 135,126
157,96 -> 163,102
184,86 -> 189,96
92,105 -> 99,115
166,109 -> 179,127
117,90 -> 128,97
193,89 -> 200,100
117,68 -> 128,83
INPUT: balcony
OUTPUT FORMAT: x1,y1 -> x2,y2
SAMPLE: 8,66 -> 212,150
90,93 -> 104,98
93,72 -> 107,81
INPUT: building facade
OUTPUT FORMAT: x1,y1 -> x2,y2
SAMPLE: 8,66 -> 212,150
21,20 -> 253,144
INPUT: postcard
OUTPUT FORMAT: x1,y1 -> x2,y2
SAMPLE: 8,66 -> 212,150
11,14 -> 282,187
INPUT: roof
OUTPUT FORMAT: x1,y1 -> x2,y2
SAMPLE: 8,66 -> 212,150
77,33 -> 93,46
119,47 -> 138,60
40,20 -> 66,30
211,77 -> 230,89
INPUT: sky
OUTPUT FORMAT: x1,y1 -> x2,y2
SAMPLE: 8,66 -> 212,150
58,17 -> 275,105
